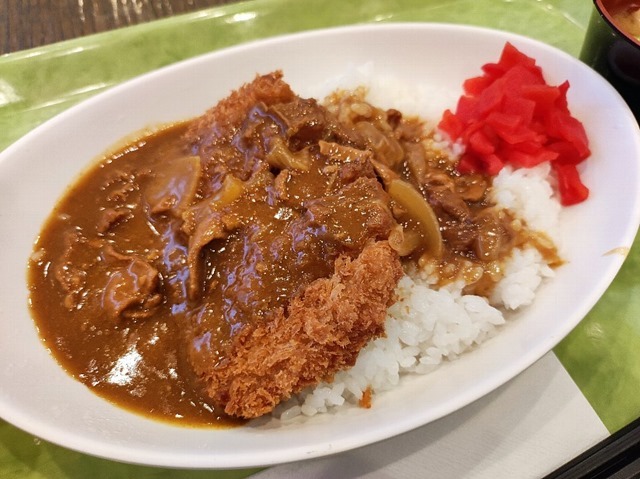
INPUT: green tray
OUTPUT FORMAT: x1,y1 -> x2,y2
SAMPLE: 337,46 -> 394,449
1,0 -> 638,477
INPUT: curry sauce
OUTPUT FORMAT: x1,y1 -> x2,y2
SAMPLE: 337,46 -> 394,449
28,124 -> 243,426
28,73 -> 558,425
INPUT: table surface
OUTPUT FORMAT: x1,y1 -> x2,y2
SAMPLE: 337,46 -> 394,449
0,0 -> 238,55
1,0 -> 639,477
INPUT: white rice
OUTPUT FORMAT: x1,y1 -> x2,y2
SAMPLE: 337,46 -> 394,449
272,73 -> 562,421
491,163 -> 562,244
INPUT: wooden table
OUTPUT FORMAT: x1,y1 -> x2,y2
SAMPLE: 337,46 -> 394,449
0,0 -> 238,55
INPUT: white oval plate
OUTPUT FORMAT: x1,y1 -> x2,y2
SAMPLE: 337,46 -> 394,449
1,23 -> 639,469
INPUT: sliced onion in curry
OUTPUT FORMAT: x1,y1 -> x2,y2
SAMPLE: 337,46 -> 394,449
183,174 -> 246,299
144,155 -> 202,216
387,178 -> 443,258
265,136 -> 312,171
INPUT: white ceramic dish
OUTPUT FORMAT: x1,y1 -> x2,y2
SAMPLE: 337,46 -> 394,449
0,23 -> 639,469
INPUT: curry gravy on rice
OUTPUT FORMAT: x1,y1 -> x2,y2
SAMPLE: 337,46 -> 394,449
28,72 -> 559,426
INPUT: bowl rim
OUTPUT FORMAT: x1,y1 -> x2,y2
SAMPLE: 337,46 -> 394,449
594,0 -> 640,47
1,21 -> 640,469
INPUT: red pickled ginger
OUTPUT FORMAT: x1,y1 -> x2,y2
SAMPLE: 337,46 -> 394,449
438,42 -> 590,206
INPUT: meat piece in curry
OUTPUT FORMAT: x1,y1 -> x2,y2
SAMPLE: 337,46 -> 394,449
28,72 -> 557,424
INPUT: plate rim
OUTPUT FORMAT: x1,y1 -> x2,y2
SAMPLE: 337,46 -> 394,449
1,21 -> 639,469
